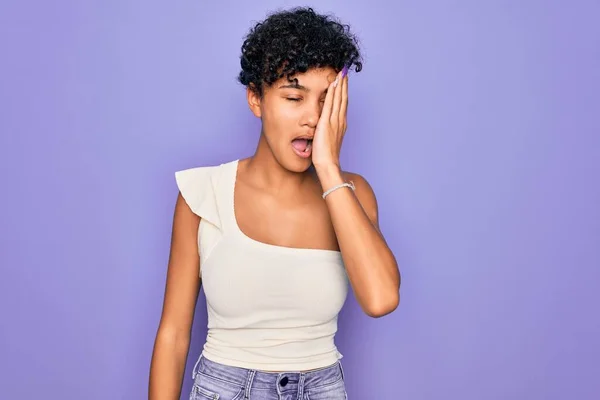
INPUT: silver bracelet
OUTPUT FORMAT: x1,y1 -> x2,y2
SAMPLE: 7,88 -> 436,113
322,181 -> 355,199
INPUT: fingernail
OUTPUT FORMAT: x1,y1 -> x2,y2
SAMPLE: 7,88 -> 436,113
333,77 -> 339,87
341,65 -> 349,78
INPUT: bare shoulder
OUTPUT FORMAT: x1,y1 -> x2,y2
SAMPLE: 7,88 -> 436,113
341,170 -> 379,227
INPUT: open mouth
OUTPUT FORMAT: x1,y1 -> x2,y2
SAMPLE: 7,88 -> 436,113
291,138 -> 313,158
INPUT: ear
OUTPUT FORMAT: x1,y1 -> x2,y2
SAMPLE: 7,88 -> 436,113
246,85 -> 262,118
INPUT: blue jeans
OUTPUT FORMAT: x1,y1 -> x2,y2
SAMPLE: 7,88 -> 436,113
189,355 -> 348,400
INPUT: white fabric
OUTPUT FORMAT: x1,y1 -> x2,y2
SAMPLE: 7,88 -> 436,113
175,159 -> 349,371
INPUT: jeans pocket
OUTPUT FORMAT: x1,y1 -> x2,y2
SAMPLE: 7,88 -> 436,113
190,383 -> 219,400
190,372 -> 245,400
304,377 -> 347,400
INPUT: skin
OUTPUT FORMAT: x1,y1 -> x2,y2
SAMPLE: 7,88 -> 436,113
148,66 -> 401,399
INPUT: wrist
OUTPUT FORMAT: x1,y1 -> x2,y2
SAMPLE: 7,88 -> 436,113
314,163 -> 344,190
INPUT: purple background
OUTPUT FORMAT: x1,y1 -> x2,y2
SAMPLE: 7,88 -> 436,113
1,1 -> 599,399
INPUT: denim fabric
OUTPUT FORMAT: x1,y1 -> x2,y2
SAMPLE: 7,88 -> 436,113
189,355 -> 348,400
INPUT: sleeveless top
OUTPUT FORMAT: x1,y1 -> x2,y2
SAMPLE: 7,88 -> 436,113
174,159 -> 349,371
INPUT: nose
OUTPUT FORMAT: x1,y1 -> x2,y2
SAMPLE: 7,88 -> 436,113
302,102 -> 321,128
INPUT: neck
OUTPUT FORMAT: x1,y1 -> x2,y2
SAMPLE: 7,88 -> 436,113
243,133 -> 316,195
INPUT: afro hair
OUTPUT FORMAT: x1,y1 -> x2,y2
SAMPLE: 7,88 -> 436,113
238,7 -> 363,96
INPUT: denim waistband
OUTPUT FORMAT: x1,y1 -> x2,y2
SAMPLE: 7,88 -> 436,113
192,354 -> 345,391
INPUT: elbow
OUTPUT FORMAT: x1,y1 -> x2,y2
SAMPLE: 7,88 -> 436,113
358,260 -> 402,318
155,324 -> 191,350
364,268 -> 401,318
363,291 -> 400,318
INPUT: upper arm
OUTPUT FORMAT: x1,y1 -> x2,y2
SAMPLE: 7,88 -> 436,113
344,171 -> 379,229
157,192 -> 202,338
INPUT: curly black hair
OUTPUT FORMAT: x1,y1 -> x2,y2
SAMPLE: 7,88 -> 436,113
238,7 -> 363,96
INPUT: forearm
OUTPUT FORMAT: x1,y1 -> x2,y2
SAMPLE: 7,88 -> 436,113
317,165 -> 400,317
149,329 -> 191,400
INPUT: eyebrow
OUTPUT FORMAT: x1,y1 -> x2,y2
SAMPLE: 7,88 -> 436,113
278,83 -> 329,94
278,83 -> 310,91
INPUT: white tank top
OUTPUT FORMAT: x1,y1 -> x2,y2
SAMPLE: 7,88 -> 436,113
175,159 -> 349,371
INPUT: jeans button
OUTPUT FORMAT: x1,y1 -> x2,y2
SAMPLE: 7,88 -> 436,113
280,376 -> 289,387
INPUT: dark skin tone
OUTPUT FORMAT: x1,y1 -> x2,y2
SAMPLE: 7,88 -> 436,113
149,66 -> 400,399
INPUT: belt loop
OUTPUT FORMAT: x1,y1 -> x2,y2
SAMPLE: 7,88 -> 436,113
244,369 -> 256,399
192,354 -> 202,380
338,361 -> 345,381
298,373 -> 306,399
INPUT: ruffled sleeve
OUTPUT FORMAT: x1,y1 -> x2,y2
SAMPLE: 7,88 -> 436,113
175,165 -> 222,230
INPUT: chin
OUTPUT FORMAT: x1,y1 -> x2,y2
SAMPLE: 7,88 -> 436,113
280,153 -> 313,173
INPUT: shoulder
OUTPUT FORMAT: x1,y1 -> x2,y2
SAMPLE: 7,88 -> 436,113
341,170 -> 379,226
175,159 -> 236,188
173,159 -> 236,228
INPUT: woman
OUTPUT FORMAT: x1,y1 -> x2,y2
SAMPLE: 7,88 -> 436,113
149,7 -> 401,400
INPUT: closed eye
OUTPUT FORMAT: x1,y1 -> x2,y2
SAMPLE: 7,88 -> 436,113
286,98 -> 301,102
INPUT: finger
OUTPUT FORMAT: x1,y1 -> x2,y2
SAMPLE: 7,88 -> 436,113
330,70 -> 343,126
339,75 -> 348,131
320,79 -> 336,124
